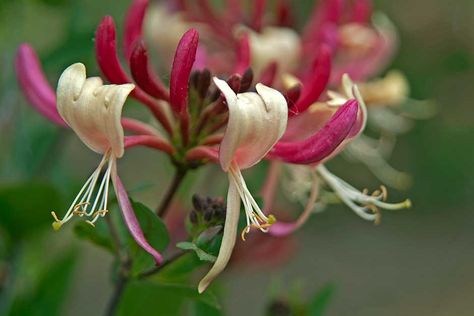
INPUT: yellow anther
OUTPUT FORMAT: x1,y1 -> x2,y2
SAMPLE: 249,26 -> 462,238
379,185 -> 388,201
267,214 -> 276,225
404,199 -> 412,208
92,209 -> 109,218
51,211 -> 63,231
52,221 -> 62,231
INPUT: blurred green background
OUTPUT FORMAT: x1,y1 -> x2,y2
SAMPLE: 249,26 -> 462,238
0,0 -> 473,315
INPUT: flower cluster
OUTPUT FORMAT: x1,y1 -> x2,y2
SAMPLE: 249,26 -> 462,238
15,0 -> 414,292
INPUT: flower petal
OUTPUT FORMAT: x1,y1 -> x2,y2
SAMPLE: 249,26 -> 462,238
112,169 -> 163,265
214,78 -> 288,171
169,28 -> 199,114
57,63 -> 134,157
270,99 -> 358,164
15,44 -> 66,126
198,176 -> 240,293
130,41 -> 170,101
124,0 -> 149,60
289,44 -> 331,116
234,33 -> 250,75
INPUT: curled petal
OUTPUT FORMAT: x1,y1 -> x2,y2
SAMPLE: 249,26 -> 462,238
112,169 -> 163,265
234,33 -> 250,75
57,63 -> 135,158
124,0 -> 149,60
289,45 -> 331,116
169,29 -> 199,114
198,177 -> 240,293
130,41 -> 170,101
214,78 -> 288,171
270,99 -> 358,164
15,44 -> 66,126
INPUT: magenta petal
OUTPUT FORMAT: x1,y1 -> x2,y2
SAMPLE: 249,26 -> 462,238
350,0 -> 373,24
270,99 -> 358,164
251,0 -> 267,31
112,172 -> 163,265
124,0 -> 149,60
15,44 -> 66,126
303,0 -> 343,44
130,41 -> 170,101
96,16 -> 132,85
234,33 -> 250,75
169,29 -> 199,114
289,45 -> 331,116
258,61 -> 278,86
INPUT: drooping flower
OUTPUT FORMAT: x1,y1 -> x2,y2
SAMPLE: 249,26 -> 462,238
198,77 -> 288,293
50,63 -> 163,264
267,75 -> 411,236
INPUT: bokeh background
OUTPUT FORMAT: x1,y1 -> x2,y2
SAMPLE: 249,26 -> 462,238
0,0 -> 473,315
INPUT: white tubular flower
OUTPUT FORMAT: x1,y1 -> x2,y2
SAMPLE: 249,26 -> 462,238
247,27 -> 301,76
198,77 -> 288,293
51,63 -> 134,230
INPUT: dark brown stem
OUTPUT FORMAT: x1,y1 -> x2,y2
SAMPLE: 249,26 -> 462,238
156,168 -> 188,217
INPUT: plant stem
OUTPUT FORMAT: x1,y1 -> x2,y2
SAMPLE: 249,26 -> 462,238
156,168 -> 188,217
104,216 -> 132,316
104,258 -> 132,316
138,251 -> 185,279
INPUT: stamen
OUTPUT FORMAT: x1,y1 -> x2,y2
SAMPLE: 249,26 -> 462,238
228,163 -> 277,241
51,152 -> 115,230
316,165 -> 411,223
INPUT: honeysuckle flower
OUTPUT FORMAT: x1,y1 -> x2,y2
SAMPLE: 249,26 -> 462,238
245,26 -> 301,77
266,75 -> 410,236
50,63 -> 163,264
198,77 -> 288,293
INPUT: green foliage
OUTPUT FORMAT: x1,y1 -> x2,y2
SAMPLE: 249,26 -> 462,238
176,241 -> 217,262
127,201 -> 170,277
8,251 -> 77,316
74,220 -> 114,253
307,284 -> 334,316
0,182 -> 62,239
117,281 -> 220,316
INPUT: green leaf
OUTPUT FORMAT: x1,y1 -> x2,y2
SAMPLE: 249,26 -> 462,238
127,201 -> 170,277
307,284 -> 335,316
9,251 -> 77,316
192,300 -> 224,316
73,220 -> 114,253
117,281 -> 221,316
0,182 -> 62,238
176,242 -> 217,262
154,253 -> 205,283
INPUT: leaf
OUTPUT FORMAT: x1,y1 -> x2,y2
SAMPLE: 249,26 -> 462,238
117,281 -> 221,316
192,300 -> 224,316
307,284 -> 335,316
9,251 -> 77,316
176,242 -> 217,262
127,201 -> 170,277
73,220 -> 114,253
0,182 -> 62,238
154,253 -> 205,283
